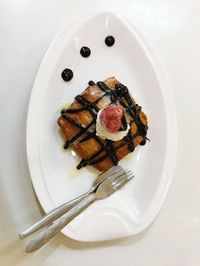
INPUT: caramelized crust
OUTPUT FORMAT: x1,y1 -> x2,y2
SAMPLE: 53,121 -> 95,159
58,77 -> 148,171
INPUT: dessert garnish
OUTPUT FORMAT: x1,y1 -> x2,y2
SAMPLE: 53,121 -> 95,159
61,39 -> 116,82
80,46 -> 91,58
105,36 -> 115,47
61,68 -> 73,82
96,105 -> 130,141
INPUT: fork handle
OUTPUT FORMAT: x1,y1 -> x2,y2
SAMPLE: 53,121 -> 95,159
19,191 -> 91,239
25,193 -> 96,253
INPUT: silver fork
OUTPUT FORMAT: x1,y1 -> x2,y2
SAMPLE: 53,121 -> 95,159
19,165 -> 123,239
25,168 -> 134,253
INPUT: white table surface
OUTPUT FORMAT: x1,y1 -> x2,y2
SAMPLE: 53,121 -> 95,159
1,0 -> 200,265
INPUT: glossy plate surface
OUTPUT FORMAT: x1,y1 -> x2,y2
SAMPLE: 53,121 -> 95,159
27,11 -> 177,241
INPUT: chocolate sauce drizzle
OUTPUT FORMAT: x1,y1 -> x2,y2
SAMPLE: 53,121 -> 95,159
105,36 -> 115,47
80,46 -> 91,58
61,80 -> 148,169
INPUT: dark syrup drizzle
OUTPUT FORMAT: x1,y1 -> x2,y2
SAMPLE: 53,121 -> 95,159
80,46 -> 91,58
105,36 -> 115,47
119,113 -> 128,131
88,80 -> 95,86
61,68 -> 73,81
61,81 -> 148,169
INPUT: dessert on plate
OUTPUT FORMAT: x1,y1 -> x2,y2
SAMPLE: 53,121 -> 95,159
58,77 -> 148,172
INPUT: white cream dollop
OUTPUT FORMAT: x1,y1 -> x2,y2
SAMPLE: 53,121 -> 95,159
96,109 -> 130,141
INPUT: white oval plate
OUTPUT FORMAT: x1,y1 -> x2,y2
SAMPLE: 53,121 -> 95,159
27,11 -> 177,242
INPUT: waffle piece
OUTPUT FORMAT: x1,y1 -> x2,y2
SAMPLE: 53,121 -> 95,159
58,77 -> 148,172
